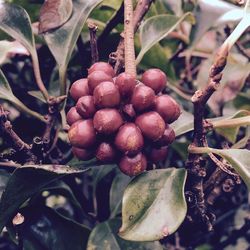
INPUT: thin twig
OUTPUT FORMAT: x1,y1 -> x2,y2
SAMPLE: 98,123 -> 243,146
88,22 -> 99,64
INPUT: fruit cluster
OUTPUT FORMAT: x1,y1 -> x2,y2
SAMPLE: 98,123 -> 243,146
67,62 -> 180,176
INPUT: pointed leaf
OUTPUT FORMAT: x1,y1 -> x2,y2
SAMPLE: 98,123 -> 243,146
21,206 -> 90,250
39,0 -> 73,33
0,164 -> 89,232
136,13 -> 194,64
119,168 -> 187,241
87,218 -> 163,250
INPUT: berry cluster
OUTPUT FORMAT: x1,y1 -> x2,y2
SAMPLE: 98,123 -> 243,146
67,62 -> 180,176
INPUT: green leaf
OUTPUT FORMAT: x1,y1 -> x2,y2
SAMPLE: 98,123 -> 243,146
44,0 -> 103,95
39,0 -> 73,33
21,206 -> 90,250
28,90 -> 47,103
109,172 -> 130,218
0,69 -> 45,121
0,164 -> 89,232
0,3 -> 35,53
119,168 -> 187,241
87,218 -> 163,250
136,13 -> 194,64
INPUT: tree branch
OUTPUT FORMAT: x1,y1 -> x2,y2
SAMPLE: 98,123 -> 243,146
88,22 -> 99,64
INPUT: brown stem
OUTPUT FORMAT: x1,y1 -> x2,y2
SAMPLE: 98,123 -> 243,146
88,22 -> 99,64
111,0 -> 154,75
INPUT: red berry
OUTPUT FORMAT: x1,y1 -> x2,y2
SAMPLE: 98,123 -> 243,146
154,95 -> 181,124
66,107 -> 82,126
115,72 -> 136,97
131,85 -> 155,112
70,78 -> 89,101
142,68 -> 167,94
155,124 -> 175,147
88,62 -> 115,77
96,142 -> 117,163
72,147 -> 94,161
87,71 -> 113,93
135,111 -> 165,141
122,104 -> 136,120
93,81 -> 120,108
119,153 -> 147,176
149,146 -> 168,163
76,96 -> 96,118
93,109 -> 123,134
115,123 -> 144,155
68,120 -> 96,149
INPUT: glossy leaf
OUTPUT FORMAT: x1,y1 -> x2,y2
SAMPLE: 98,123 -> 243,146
136,12 -> 194,64
44,0 -> 103,94
87,218 -> 163,250
119,168 -> 187,241
0,69 -> 45,121
39,0 -> 73,33
0,164 -> 89,232
21,206 -> 90,250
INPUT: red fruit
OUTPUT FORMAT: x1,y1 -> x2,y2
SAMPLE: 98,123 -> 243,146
155,125 -> 175,147
66,107 -> 82,126
149,146 -> 168,163
76,96 -> 96,118
135,111 -> 165,141
93,109 -> 123,134
154,95 -> 181,124
72,147 -> 94,161
142,68 -> 167,94
115,72 -> 136,97
115,123 -> 144,155
88,62 -> 115,77
70,78 -> 89,101
68,120 -> 96,148
119,153 -> 147,176
131,85 -> 155,112
93,81 -> 120,108
96,142 -> 117,163
87,71 -> 113,93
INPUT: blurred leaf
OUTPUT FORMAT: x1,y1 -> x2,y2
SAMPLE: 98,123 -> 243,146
234,92 -> 250,111
28,90 -> 47,103
0,3 -> 35,53
109,172 -> 130,218
136,12 -> 194,64
39,0 -> 73,33
0,164 -> 89,232
21,206 -> 90,250
87,218 -> 163,250
0,170 -> 10,199
44,0 -> 103,95
101,0 -> 123,10
0,69 -> 45,121
119,168 -> 187,241
232,127 -> 250,149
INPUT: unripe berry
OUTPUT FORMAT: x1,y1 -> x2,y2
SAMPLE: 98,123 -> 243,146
96,142 -> 117,163
154,95 -> 181,124
93,109 -> 123,134
76,96 -> 96,118
87,71 -> 113,93
115,123 -> 144,155
135,111 -> 165,141
68,120 -> 96,148
72,147 -> 94,161
93,81 -> 120,108
115,72 -> 136,97
131,85 -> 155,112
149,146 -> 168,163
155,125 -> 175,147
119,153 -> 147,176
88,62 -> 115,77
142,68 -> 167,94
66,107 -> 82,126
70,78 -> 89,101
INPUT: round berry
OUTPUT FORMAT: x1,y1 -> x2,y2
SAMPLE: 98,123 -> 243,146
155,125 -> 175,147
72,147 -> 94,161
66,107 -> 82,126
87,71 -> 113,93
96,142 -> 117,163
76,96 -> 96,118
70,78 -> 89,101
115,72 -> 136,97
88,62 -> 115,77
149,146 -> 168,163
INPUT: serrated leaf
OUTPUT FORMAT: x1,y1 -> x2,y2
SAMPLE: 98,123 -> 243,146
39,0 -> 73,33
0,164 -> 89,232
44,0 -> 103,94
0,3 -> 34,50
87,218 -> 163,250
119,168 -> 187,241
21,206 -> 90,250
136,12 -> 194,64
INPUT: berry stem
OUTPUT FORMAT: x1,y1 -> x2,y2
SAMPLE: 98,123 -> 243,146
124,0 -> 136,77
88,22 -> 99,64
